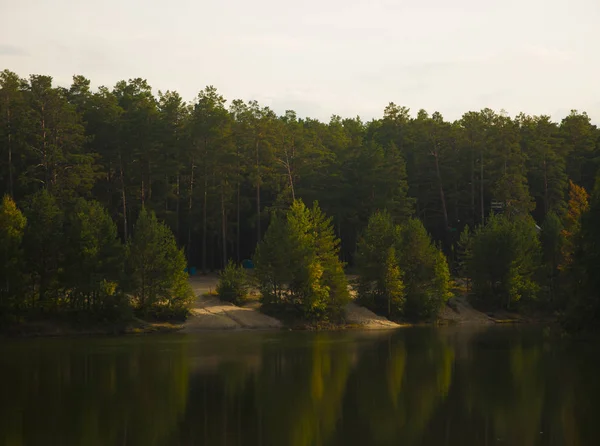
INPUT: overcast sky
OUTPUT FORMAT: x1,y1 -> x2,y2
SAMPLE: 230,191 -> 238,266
1,0 -> 599,122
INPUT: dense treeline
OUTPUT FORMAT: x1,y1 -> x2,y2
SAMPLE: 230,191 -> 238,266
1,69 -> 600,328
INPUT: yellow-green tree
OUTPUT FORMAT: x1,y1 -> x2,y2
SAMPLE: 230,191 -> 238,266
0,195 -> 26,310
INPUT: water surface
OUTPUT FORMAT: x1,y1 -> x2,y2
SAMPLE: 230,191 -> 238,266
1,326 -> 599,446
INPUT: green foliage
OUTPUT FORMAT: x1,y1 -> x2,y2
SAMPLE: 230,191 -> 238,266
356,211 -> 451,321
127,208 -> 193,317
254,200 -> 349,322
383,247 -> 405,318
457,225 -> 473,280
2,68 -> 600,328
467,214 -> 541,310
398,218 -> 452,320
23,190 -> 64,307
355,210 -> 404,317
563,174 -> 600,332
0,195 -> 27,310
539,212 -> 564,306
216,261 -> 249,304
63,199 -> 124,311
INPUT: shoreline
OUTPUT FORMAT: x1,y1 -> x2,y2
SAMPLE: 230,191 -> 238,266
1,278 -> 540,339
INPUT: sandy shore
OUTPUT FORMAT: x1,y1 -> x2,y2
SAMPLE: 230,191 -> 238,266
183,275 -> 403,331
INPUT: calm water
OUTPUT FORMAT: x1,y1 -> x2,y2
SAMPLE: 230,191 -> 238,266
1,326 -> 599,446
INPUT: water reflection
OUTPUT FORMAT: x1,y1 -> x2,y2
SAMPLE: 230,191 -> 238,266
0,327 -> 599,446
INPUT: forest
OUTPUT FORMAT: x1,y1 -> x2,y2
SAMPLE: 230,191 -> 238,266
1,69 -> 600,329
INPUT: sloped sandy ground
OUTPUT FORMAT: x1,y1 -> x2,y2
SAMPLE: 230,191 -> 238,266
343,302 -> 402,329
439,295 -> 494,324
183,276 -> 282,331
184,275 -> 407,331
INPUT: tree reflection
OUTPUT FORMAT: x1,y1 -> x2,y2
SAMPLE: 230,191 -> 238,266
334,329 -> 455,446
0,337 -> 190,446
2,328 -> 600,446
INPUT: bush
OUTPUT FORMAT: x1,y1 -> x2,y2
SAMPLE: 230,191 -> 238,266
216,261 -> 249,305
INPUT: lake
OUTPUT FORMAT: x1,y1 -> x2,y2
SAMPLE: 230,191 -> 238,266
1,326 -> 599,446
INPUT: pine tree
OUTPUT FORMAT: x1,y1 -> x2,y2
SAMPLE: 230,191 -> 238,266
23,190 -> 64,307
398,218 -> 452,320
457,225 -> 473,290
564,174 -> 600,332
560,180 -> 589,271
0,195 -> 26,309
540,211 -> 564,306
383,247 -> 405,318
254,200 -> 348,321
355,210 -> 403,316
254,212 -> 292,305
64,199 -> 124,311
468,214 -> 541,309
127,208 -> 193,316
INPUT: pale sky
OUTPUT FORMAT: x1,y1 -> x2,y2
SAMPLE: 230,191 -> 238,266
1,0 -> 599,122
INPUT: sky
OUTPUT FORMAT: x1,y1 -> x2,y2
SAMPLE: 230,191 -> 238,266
1,0 -> 599,123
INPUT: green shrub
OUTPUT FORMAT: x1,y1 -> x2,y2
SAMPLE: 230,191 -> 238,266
216,261 -> 249,305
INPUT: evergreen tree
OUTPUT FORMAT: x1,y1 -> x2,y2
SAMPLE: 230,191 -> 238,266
64,199 -> 124,311
127,208 -> 193,316
254,200 -> 349,321
398,218 -> 452,320
457,225 -> 473,290
539,211 -> 564,306
355,210 -> 404,317
564,174 -> 600,332
253,212 -> 292,305
560,180 -> 589,271
467,214 -> 541,310
0,195 -> 26,310
382,247 -> 405,318
23,190 -> 64,308
356,211 -> 450,320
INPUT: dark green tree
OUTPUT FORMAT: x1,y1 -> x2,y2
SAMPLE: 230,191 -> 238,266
467,214 -> 541,309
539,211 -> 564,306
355,210 -> 404,317
63,199 -> 124,312
126,208 -> 193,316
254,200 -> 349,321
23,190 -> 64,308
398,218 -> 452,320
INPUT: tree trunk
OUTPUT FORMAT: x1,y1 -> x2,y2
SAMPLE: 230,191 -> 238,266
471,145 -> 475,226
202,172 -> 208,274
6,104 -> 13,196
176,173 -> 180,242
432,144 -> 449,243
543,158 -> 549,215
187,157 -> 195,262
221,183 -> 227,268
480,148 -> 485,224
255,139 -> 261,243
119,153 -> 128,240
236,181 -> 241,262
42,104 -> 49,189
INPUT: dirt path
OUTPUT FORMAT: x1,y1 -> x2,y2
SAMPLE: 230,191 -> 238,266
182,276 -> 282,332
